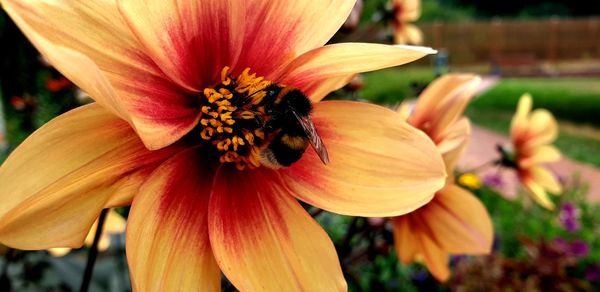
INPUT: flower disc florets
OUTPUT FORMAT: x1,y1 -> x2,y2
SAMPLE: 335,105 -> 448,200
198,67 -> 278,170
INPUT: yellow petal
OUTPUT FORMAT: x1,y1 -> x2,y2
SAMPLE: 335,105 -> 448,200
0,104 -> 179,249
48,247 -> 71,257
522,177 -> 555,210
530,166 -> 563,194
279,43 -> 436,102
281,101 -> 446,217
519,145 -> 562,168
524,109 -> 559,149
3,0 -> 201,150
209,167 -> 346,291
423,185 -> 493,254
127,149 -> 220,292
404,24 -> 424,45
510,94 -> 533,139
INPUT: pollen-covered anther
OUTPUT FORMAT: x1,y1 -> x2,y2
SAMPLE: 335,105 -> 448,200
198,66 -> 274,170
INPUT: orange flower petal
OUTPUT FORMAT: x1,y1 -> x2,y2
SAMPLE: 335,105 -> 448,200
118,0 -> 355,87
0,104 -> 180,249
437,118 -> 471,174
279,43 -> 436,102
392,216 -> 420,264
3,0 -> 201,150
410,74 -> 480,141
422,185 -> 494,255
393,184 -> 492,282
418,232 -> 451,282
281,101 -> 446,217
394,215 -> 451,282
209,167 -> 346,291
127,149 -> 220,291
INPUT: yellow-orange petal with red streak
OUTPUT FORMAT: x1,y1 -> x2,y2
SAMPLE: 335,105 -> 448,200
409,74 -> 480,141
3,0 -> 201,150
118,0 -> 356,89
421,185 -> 494,254
279,43 -> 436,103
0,104 -> 180,250
127,149 -> 220,292
281,101 -> 446,217
209,167 -> 346,292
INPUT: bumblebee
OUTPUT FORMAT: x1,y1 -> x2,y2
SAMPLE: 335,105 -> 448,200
258,84 -> 330,169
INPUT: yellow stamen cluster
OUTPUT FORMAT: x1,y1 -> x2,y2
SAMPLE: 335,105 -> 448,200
199,67 -> 273,170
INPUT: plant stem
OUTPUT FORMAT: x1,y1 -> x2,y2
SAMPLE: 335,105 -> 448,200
79,208 -> 108,292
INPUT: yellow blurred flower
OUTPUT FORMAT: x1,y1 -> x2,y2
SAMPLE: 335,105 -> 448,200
458,173 -> 482,190
391,0 -> 424,45
505,94 -> 563,210
393,74 -> 494,282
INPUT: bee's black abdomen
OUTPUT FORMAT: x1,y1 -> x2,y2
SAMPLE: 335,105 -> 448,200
269,134 -> 307,167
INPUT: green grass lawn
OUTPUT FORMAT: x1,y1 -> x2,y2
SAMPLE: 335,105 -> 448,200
359,68 -> 600,168
358,66 -> 436,105
473,78 -> 600,126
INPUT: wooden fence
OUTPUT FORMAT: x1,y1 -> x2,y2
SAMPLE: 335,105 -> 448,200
420,18 -> 600,65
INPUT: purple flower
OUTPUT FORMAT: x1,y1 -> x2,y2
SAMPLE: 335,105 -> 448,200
586,264 -> 600,282
559,202 -> 581,232
482,173 -> 504,188
570,240 -> 590,257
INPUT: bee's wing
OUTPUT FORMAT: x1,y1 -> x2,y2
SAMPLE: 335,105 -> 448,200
292,111 -> 330,165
